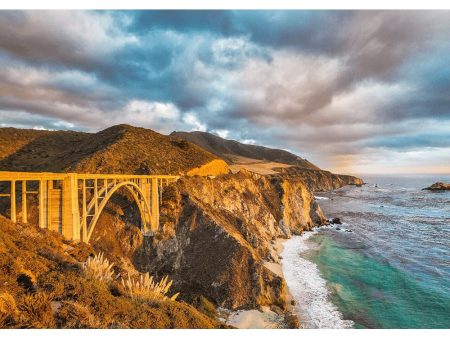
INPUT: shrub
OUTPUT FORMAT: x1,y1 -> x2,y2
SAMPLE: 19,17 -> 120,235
82,252 -> 114,283
16,269 -> 37,293
0,292 -> 19,328
55,301 -> 100,328
121,273 -> 179,304
17,293 -> 55,328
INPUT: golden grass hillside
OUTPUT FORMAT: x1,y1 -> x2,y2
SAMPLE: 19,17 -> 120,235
0,215 -> 223,328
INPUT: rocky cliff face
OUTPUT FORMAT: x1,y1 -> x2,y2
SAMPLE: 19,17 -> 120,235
131,170 -> 325,310
274,167 -> 364,192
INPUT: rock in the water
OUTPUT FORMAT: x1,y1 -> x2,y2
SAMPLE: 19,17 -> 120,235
336,227 -> 341,231
423,182 -> 450,191
330,217 -> 342,225
285,313 -> 300,329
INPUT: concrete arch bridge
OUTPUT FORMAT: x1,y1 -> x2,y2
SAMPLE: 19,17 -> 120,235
0,172 -> 179,243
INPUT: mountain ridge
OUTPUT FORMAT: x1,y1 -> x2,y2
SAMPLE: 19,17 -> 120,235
170,130 -> 319,170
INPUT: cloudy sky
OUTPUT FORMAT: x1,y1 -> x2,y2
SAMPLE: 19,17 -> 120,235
0,10 -> 449,174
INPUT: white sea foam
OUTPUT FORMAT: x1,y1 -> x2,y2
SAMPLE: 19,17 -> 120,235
314,196 -> 329,200
281,232 -> 354,329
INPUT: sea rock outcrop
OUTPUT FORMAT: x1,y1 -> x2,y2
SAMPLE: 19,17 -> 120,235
423,182 -> 450,191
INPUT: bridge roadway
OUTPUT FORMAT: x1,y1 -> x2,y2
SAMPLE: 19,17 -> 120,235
0,172 -> 179,243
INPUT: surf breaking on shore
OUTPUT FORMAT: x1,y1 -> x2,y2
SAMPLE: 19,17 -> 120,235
281,232 -> 354,329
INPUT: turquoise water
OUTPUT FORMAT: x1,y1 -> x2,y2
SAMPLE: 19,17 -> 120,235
309,175 -> 450,329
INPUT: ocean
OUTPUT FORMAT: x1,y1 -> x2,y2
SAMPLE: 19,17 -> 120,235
282,175 -> 450,329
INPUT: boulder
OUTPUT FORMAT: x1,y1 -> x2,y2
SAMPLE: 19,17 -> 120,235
330,217 -> 342,225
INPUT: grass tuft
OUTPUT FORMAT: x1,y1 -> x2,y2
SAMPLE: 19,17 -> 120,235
82,252 -> 114,283
121,273 -> 179,304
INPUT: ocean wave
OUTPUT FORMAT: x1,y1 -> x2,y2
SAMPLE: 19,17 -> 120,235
281,233 -> 354,329
314,196 -> 329,200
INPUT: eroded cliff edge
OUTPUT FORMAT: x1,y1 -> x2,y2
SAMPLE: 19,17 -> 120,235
274,167 -> 364,192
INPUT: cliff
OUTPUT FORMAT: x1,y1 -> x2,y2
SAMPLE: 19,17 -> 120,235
134,170 -> 325,311
77,170 -> 325,322
274,167 -> 364,192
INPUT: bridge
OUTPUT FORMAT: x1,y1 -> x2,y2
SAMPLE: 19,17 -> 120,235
0,172 -> 179,243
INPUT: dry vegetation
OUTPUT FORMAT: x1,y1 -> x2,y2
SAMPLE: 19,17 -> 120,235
121,273 -> 179,304
82,252 -> 115,282
0,215 -> 223,328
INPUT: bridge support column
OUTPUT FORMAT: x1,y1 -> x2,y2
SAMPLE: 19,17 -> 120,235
151,178 -> 159,232
21,181 -> 27,223
62,174 -> 81,241
10,180 -> 16,223
39,179 -> 48,229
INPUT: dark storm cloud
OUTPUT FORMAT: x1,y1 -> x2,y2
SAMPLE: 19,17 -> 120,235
0,10 -> 449,173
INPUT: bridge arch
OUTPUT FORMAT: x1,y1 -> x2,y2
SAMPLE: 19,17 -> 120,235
85,181 -> 152,243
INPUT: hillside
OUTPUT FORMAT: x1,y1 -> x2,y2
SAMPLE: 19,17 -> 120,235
0,215 -> 223,328
171,130 -> 363,190
171,131 -> 319,170
0,125 -> 229,175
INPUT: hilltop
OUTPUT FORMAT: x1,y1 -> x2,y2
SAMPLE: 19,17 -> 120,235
0,125 -> 228,176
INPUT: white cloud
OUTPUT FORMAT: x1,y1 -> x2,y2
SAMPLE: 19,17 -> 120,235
212,129 -> 229,138
182,112 -> 207,131
116,100 -> 181,133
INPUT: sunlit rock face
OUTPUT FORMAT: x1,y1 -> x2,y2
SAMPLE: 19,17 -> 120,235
133,170 -> 325,310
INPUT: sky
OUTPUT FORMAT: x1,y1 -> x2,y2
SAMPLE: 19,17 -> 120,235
0,10 -> 449,175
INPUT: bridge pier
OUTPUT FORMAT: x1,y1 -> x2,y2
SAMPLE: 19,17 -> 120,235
62,174 -> 81,242
151,177 -> 159,232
